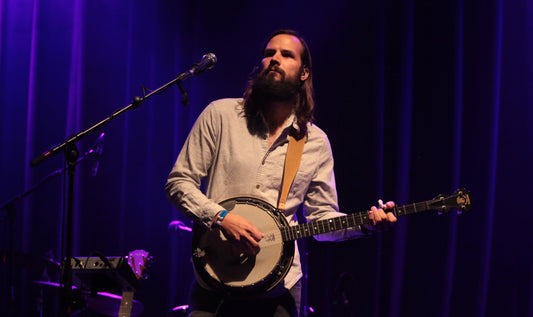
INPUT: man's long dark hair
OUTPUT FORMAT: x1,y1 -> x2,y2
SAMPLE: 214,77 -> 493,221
242,29 -> 315,136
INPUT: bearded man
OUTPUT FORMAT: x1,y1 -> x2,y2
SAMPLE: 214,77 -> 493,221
165,29 -> 396,317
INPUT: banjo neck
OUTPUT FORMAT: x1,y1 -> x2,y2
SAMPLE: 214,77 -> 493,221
281,189 -> 471,241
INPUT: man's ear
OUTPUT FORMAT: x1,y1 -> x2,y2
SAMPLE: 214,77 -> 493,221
300,66 -> 310,81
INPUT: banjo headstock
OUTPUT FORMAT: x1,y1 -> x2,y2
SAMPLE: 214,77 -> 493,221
428,188 -> 472,215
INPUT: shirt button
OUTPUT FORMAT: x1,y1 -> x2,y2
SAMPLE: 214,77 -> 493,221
256,184 -> 260,189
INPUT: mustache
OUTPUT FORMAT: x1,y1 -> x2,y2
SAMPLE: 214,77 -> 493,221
262,64 -> 285,77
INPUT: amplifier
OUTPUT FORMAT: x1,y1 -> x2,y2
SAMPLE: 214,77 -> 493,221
70,255 -> 139,293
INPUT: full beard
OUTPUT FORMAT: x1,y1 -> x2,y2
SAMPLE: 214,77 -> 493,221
250,68 -> 300,103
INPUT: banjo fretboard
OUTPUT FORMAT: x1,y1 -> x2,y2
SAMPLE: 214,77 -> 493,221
281,193 -> 470,241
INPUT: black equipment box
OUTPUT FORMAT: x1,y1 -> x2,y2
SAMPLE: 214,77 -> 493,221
70,256 -> 138,292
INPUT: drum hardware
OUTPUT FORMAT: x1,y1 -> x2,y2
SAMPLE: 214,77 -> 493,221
33,281 -> 144,317
1,251 -> 60,274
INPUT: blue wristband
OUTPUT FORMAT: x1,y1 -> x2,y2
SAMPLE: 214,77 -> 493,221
215,210 -> 229,228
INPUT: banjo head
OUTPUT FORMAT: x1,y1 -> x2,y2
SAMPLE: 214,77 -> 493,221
192,197 -> 294,297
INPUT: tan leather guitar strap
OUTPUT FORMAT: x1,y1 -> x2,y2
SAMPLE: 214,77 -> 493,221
278,131 -> 305,210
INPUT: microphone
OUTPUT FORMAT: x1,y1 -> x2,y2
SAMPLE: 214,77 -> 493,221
188,53 -> 217,76
89,133 -> 105,177
168,220 -> 192,232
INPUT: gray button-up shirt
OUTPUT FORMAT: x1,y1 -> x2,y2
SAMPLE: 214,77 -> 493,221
165,98 -> 363,295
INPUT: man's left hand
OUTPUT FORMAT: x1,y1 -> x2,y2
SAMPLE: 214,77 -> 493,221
365,200 -> 397,232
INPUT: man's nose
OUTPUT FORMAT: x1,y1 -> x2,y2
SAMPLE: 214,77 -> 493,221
269,53 -> 281,65
269,59 -> 279,67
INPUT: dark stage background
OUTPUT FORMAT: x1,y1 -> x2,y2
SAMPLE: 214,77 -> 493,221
1,0 -> 532,316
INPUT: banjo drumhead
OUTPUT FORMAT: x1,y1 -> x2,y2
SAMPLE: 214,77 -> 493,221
193,197 -> 293,294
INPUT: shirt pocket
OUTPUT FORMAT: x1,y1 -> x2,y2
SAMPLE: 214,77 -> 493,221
289,166 -> 315,200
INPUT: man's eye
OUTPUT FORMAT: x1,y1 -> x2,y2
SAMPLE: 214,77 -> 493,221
282,52 -> 295,58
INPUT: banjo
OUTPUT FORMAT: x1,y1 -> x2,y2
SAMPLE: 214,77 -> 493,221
191,189 -> 472,297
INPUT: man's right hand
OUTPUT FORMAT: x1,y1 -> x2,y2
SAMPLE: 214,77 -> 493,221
218,213 -> 264,255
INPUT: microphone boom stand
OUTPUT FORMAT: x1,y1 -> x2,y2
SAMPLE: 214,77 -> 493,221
29,68 -> 200,316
